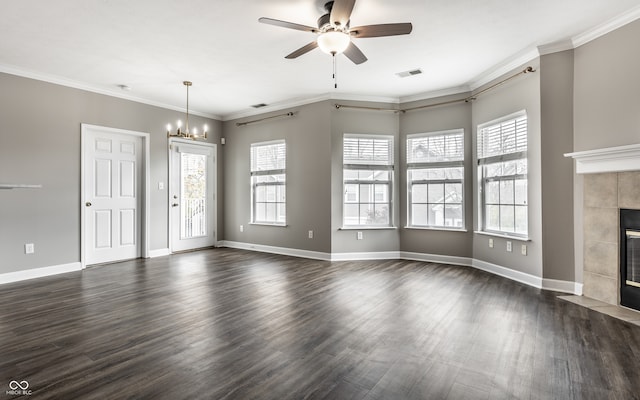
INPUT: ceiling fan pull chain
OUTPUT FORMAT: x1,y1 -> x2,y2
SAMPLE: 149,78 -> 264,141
333,53 -> 338,89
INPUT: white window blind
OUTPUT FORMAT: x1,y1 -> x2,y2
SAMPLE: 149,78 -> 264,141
407,130 -> 463,164
251,140 -> 286,173
478,113 -> 527,160
344,136 -> 393,166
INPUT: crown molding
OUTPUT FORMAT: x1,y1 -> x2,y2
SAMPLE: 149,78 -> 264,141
222,94 -> 332,121
537,40 -> 575,56
399,85 -> 471,104
572,4 -> 640,48
222,92 -> 400,121
469,47 -> 540,91
0,63 -> 222,120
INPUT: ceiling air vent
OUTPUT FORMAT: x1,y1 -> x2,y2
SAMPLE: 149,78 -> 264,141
251,103 -> 268,108
396,68 -> 423,78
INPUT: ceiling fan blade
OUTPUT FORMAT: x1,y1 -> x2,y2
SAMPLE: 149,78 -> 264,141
350,23 -> 413,38
259,17 -> 318,33
285,41 -> 319,59
343,42 -> 367,65
330,0 -> 356,28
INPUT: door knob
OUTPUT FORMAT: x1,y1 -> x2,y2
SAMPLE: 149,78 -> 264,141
172,203 -> 179,207
86,202 -> 92,207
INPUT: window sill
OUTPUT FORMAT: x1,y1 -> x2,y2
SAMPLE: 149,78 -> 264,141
339,226 -> 397,231
405,226 -> 468,233
250,222 -> 288,227
474,230 -> 530,241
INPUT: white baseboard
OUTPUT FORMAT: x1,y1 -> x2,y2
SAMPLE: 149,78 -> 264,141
1,244 -> 582,295
0,262 -> 83,285
220,241 -> 582,294
331,251 -> 401,261
543,278 -> 583,295
471,259 -> 543,289
149,248 -> 171,258
400,251 -> 473,267
220,241 -> 331,261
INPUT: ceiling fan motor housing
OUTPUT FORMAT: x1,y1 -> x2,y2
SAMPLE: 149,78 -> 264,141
318,1 -> 349,30
317,13 -> 331,29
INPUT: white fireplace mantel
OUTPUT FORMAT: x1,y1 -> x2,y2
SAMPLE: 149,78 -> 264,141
564,144 -> 640,174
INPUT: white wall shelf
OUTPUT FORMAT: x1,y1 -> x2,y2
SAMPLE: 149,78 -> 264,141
0,184 -> 43,189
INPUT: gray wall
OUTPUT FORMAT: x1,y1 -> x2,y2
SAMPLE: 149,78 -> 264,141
222,102 -> 332,253
330,102 -> 400,254
471,61 -> 543,278
574,19 -> 640,152
399,95 -> 473,257
540,50 -> 575,281
0,73 -> 222,274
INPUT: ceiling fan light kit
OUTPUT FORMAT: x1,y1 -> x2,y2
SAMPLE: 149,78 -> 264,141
317,30 -> 351,55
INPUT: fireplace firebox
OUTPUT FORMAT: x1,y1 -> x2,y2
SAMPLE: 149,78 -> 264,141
620,209 -> 640,311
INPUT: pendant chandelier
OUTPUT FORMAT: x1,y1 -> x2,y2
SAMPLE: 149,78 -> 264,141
167,81 -> 208,140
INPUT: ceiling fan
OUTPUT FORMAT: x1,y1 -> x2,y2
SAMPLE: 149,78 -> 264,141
259,0 -> 413,65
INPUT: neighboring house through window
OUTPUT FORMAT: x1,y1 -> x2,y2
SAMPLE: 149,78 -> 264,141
251,140 -> 286,225
407,129 -> 464,229
343,134 -> 394,227
477,111 -> 528,237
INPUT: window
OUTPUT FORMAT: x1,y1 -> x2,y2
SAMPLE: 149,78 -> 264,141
343,134 -> 394,227
477,111 -> 528,237
251,140 -> 286,225
407,129 -> 464,229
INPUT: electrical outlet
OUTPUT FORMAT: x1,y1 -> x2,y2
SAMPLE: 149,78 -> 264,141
521,244 -> 527,256
357,231 -> 363,240
308,230 -> 313,239
489,238 -> 494,248
158,181 -> 164,190
240,225 -> 244,233
25,243 -> 35,254
506,241 -> 512,252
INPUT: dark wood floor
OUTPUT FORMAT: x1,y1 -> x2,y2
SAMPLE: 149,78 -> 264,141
1,248 -> 639,399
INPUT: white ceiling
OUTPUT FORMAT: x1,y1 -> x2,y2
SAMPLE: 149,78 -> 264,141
1,0 -> 639,120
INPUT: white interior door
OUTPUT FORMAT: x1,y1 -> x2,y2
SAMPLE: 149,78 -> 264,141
84,128 -> 142,265
170,140 -> 216,252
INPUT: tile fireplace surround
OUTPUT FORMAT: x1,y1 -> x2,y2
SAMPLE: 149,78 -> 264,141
566,144 -> 640,311
583,171 -> 640,304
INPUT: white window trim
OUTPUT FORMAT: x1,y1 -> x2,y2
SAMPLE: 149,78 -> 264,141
342,133 -> 395,228
477,110 -> 528,238
250,139 -> 286,226
406,129 -> 465,230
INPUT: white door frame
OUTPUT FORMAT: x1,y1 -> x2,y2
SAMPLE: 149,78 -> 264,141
168,138 -> 217,252
80,124 -> 151,268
